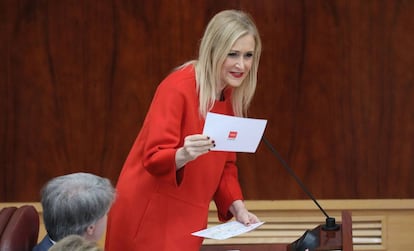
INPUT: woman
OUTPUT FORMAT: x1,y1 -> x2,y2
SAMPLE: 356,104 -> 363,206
105,9 -> 262,251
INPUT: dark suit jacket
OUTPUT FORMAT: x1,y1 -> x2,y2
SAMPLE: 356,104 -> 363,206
32,235 -> 54,251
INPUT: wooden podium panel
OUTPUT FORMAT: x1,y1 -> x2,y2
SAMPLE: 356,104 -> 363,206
200,243 -> 286,251
340,211 -> 353,251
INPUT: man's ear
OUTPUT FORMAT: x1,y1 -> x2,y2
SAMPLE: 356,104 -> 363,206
86,224 -> 96,236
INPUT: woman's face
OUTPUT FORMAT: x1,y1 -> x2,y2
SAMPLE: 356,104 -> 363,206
219,34 -> 255,90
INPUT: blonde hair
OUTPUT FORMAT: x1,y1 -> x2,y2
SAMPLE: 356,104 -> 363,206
195,10 -> 262,117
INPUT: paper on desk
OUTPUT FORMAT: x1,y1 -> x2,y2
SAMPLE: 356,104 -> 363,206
202,112 -> 267,153
192,221 -> 264,240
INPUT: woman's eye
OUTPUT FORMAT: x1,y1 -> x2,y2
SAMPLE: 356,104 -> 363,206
244,52 -> 253,58
227,52 -> 238,57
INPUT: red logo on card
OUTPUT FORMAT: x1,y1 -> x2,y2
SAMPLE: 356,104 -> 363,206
228,131 -> 238,140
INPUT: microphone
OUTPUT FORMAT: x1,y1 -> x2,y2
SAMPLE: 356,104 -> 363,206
262,136 -> 339,250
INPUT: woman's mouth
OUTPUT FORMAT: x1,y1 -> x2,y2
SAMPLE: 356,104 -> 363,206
230,72 -> 243,78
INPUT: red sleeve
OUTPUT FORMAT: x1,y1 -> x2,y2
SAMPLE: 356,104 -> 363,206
213,152 -> 244,222
140,75 -> 189,183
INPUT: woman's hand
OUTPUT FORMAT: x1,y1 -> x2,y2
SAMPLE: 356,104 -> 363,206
229,200 -> 259,225
175,134 -> 215,169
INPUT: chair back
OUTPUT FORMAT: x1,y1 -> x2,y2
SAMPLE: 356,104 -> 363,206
0,205 -> 39,251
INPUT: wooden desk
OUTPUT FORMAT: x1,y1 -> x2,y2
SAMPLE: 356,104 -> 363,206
2,200 -> 414,251
202,211 -> 352,251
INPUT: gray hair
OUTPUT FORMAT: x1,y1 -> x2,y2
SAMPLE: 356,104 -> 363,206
41,172 -> 116,241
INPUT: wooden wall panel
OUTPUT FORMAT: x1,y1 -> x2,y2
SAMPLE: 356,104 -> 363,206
236,0 -> 414,199
1,0 -> 413,201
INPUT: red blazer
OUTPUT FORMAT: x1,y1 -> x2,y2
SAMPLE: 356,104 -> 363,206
105,65 -> 244,251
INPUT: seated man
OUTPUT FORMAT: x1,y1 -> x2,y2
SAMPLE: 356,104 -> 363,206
32,172 -> 116,251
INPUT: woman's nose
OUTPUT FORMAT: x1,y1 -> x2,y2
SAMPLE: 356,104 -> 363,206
235,57 -> 245,69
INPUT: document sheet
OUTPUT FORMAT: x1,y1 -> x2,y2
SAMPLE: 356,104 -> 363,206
202,112 -> 267,153
192,221 -> 264,240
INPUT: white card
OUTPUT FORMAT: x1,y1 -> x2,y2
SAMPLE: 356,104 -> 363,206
202,112 -> 267,153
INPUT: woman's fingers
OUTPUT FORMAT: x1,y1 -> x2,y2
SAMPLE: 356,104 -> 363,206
183,134 -> 215,159
185,134 -> 215,148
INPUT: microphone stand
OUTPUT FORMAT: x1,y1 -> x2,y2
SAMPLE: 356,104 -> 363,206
262,137 -> 340,251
